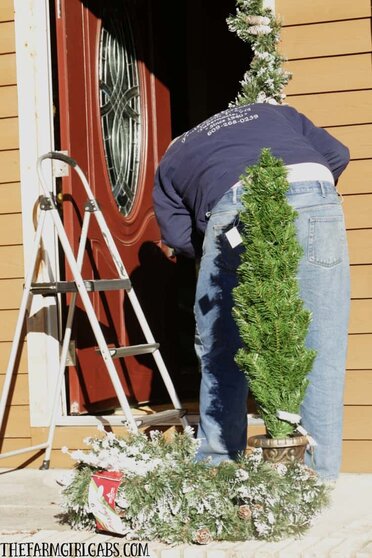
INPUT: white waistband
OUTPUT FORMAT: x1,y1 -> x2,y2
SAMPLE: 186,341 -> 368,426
231,163 -> 334,191
285,163 -> 334,185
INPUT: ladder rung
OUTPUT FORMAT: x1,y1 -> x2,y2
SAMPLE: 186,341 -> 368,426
30,279 -> 131,296
85,279 -> 132,292
97,343 -> 160,358
134,409 -> 187,426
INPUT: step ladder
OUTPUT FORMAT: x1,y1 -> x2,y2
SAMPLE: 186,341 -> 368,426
0,151 -> 188,469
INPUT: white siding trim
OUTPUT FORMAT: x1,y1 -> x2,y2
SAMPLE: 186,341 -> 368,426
14,0 -> 61,426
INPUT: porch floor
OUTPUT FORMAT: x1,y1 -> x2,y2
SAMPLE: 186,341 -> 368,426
0,469 -> 372,557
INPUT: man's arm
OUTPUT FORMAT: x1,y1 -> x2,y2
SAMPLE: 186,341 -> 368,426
152,166 -> 196,258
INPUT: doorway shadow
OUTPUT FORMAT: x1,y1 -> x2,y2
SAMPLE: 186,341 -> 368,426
125,241 -> 200,404
83,0 -> 252,136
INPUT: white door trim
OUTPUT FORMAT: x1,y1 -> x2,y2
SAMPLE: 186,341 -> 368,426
14,0 -> 61,426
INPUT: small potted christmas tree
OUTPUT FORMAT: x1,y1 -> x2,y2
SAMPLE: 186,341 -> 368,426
232,148 -> 316,463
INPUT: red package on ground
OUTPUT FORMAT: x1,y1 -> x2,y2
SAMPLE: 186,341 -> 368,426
89,471 -> 125,534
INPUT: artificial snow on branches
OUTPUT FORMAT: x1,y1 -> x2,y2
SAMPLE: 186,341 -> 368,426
60,428 -> 329,544
232,150 -> 317,438
227,0 -> 291,105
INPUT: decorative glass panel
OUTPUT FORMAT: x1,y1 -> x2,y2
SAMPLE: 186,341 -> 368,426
99,8 -> 141,216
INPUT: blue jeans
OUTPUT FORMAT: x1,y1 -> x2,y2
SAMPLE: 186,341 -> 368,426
194,180 -> 350,480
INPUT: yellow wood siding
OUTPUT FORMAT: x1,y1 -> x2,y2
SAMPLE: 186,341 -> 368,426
0,86 -> 18,118
0,0 -> 14,22
0,278 -> 23,308
338,160 -> 372,195
0,309 -> 22,341
344,195 -> 372,229
276,0 -> 371,25
349,301 -> 372,333
0,341 -> 27,373
0,439 -> 45,469
2,406 -> 31,438
347,335 -> 372,369
278,0 -> 372,472
289,91 -> 372,128
0,373 -> 29,405
0,21 -> 15,53
327,124 -> 372,160
348,230 -> 372,264
285,54 -> 372,94
0,213 -> 23,245
0,116 -> 19,150
0,246 -> 24,278
0,2 -> 32,467
281,19 -> 372,60
0,182 -> 21,213
350,266 -> 372,298
344,407 -> 372,439
345,371 -> 372,405
0,150 -> 19,182
0,53 -> 17,85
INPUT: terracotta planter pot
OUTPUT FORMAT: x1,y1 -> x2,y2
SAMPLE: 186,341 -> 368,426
248,434 -> 308,464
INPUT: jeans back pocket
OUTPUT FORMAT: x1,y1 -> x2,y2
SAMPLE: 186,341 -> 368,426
308,215 -> 345,268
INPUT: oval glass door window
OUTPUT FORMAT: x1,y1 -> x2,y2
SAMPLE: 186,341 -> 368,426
99,8 -> 141,216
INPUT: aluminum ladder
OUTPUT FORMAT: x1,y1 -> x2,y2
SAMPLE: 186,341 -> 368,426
0,152 -> 188,469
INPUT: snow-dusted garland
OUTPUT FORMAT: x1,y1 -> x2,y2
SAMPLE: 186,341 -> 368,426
227,0 -> 291,105
60,427 -> 329,544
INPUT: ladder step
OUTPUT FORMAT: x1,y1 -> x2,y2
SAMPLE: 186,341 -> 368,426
96,343 -> 160,358
30,278 -> 131,296
134,409 -> 187,426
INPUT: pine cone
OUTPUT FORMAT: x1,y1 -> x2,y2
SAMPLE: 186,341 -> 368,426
302,465 -> 318,479
193,527 -> 213,545
238,504 -> 252,520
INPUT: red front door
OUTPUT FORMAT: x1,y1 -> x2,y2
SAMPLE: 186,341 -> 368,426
54,0 -> 178,412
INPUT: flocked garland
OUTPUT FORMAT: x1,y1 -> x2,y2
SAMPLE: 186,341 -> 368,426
60,427 -> 329,544
227,0 -> 291,104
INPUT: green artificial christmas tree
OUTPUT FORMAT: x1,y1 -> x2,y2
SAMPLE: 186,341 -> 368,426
232,149 -> 316,438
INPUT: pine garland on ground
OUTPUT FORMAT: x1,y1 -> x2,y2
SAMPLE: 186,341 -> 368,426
227,0 -> 291,105
232,149 -> 316,438
59,427 -> 329,544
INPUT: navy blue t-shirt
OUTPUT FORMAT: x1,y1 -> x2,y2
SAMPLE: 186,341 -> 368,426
153,103 -> 350,258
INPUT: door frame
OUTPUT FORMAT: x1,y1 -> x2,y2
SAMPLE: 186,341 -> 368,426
14,0 -> 61,427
